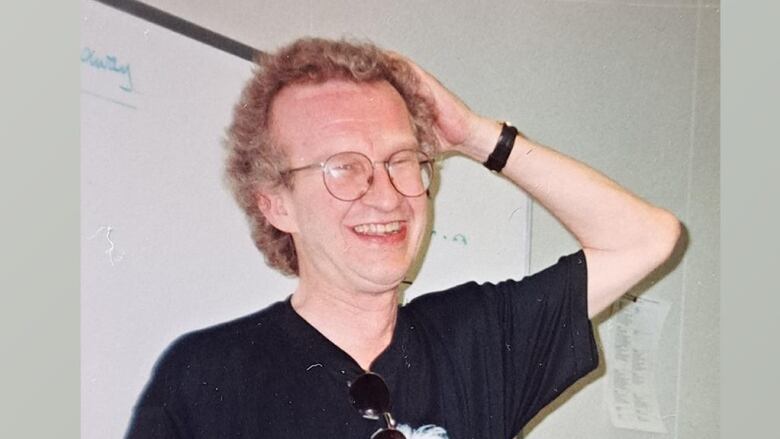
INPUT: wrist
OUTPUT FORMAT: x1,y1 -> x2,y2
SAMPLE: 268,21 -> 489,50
458,117 -> 504,162
482,122 -> 519,173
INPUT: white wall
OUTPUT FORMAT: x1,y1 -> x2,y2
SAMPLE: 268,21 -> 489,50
520,2 -> 720,438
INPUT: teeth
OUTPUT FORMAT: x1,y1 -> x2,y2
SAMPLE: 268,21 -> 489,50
353,221 -> 402,235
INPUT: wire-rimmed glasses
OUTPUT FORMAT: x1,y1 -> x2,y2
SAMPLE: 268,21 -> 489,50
282,149 -> 434,202
349,372 -> 407,439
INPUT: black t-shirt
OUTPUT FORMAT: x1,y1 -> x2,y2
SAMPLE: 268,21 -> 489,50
126,251 -> 598,439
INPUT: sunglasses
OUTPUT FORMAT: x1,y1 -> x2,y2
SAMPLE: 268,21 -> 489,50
349,372 -> 407,439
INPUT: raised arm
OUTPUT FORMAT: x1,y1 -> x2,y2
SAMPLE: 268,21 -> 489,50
407,60 -> 681,318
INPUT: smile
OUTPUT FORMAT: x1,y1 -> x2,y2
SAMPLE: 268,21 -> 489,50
352,221 -> 403,236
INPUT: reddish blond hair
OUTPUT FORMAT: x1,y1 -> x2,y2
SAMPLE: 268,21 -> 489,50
224,38 -> 437,275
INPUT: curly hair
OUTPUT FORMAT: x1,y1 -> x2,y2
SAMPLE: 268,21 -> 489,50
223,37 -> 439,276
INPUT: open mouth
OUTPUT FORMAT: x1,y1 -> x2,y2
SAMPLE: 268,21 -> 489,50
352,221 -> 403,236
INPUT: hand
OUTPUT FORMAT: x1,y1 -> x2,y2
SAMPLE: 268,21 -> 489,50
397,55 -> 500,158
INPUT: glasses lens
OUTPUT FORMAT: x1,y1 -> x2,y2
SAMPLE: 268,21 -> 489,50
324,152 -> 372,201
349,373 -> 391,420
387,150 -> 432,197
372,430 -> 407,439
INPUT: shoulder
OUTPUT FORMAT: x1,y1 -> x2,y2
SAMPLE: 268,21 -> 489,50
129,300 -> 293,430
153,300 -> 289,375
403,250 -> 587,324
410,250 -> 585,302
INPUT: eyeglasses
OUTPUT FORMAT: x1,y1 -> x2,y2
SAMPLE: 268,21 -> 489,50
282,149 -> 434,202
349,372 -> 407,439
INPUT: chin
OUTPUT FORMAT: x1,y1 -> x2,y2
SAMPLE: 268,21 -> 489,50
351,262 -> 411,291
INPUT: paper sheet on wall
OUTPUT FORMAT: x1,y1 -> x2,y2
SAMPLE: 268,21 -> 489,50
604,296 -> 671,433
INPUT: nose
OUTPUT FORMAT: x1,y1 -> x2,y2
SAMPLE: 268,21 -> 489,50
360,164 -> 403,211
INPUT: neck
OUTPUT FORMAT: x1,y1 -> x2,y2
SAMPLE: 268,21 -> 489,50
290,281 -> 400,371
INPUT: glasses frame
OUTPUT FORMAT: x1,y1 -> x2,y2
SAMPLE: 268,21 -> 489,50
281,149 -> 434,202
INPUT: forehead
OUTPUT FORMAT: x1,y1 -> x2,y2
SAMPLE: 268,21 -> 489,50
269,80 -> 416,162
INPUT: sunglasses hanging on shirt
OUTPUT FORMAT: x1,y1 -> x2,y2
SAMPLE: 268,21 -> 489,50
349,372 -> 407,439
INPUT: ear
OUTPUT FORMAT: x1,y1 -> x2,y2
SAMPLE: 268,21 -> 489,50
255,189 -> 298,234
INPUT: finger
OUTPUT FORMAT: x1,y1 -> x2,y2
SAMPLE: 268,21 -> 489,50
386,51 -> 443,92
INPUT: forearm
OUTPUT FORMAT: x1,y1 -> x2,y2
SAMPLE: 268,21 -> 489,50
463,118 -> 673,251
460,117 -> 681,315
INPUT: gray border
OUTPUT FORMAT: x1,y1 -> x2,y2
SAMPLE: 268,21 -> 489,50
722,0 -> 779,437
0,2 -> 79,437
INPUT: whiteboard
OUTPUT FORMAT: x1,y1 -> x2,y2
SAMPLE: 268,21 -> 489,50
80,0 -> 530,437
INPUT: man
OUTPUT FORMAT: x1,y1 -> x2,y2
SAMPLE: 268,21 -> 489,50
126,38 -> 680,438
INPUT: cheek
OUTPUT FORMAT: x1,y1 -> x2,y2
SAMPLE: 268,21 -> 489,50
287,190 -> 347,242
409,198 -> 429,239
305,197 -> 353,235
412,196 -> 429,222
